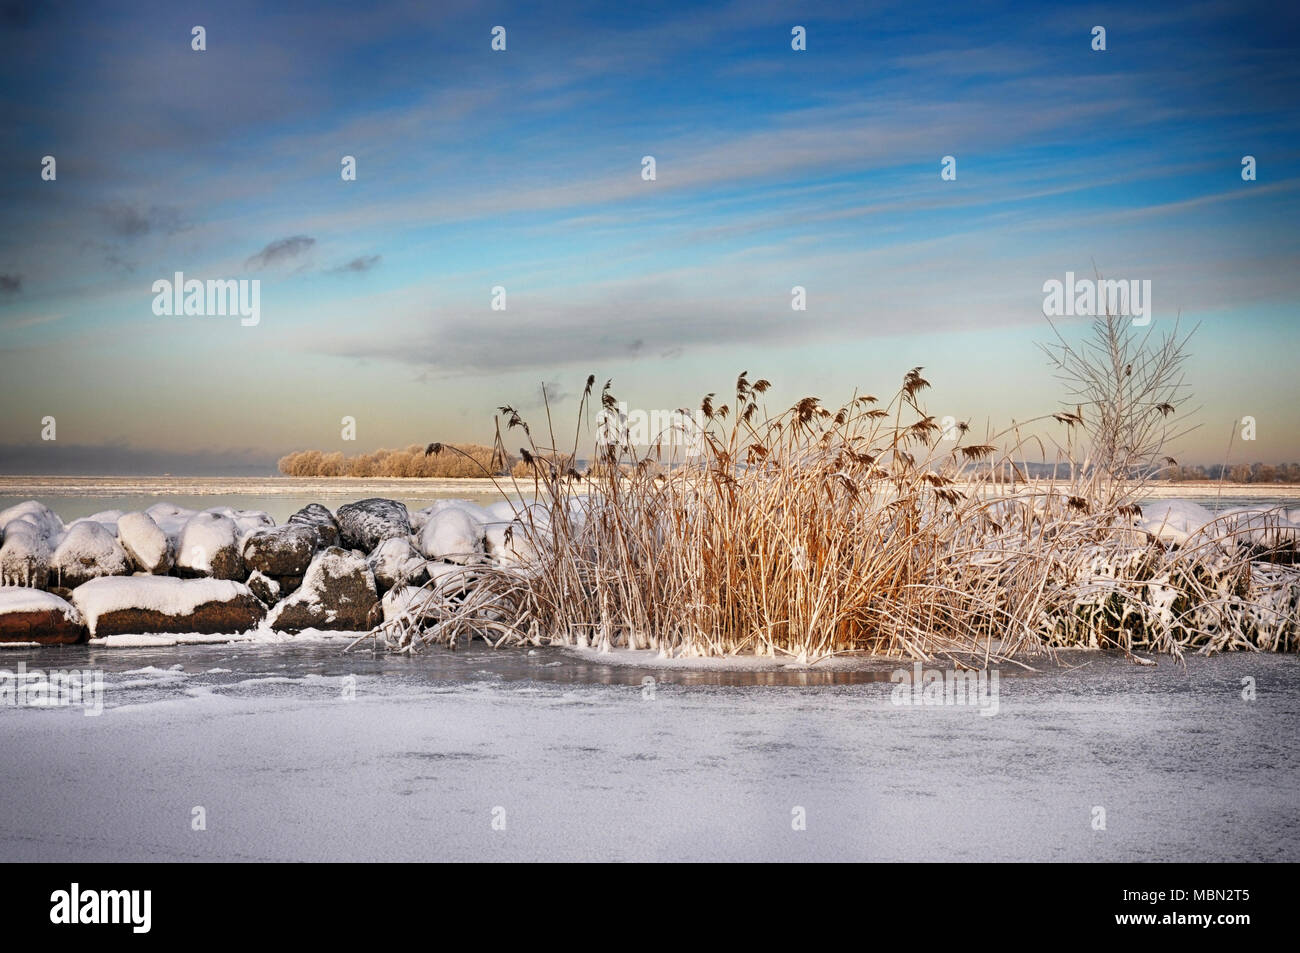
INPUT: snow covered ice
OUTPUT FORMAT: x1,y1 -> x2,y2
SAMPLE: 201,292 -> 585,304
0,640 -> 1295,862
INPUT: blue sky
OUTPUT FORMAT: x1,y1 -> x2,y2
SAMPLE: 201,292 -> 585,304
1,0 -> 1297,473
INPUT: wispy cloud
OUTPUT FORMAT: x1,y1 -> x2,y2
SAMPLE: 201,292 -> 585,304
97,203 -> 184,239
329,254 -> 381,274
246,235 -> 316,270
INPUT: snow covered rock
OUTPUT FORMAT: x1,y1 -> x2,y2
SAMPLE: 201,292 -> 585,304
0,501 -> 63,588
67,510 -> 125,536
71,576 -> 265,638
412,499 -> 493,533
1215,507 -> 1300,557
245,571 -> 281,607
117,511 -> 174,573
49,520 -> 130,588
483,500 -> 551,526
175,512 -> 244,580
0,522 -> 53,588
367,536 -> 429,594
241,524 -> 320,576
416,507 -> 484,564
0,500 -> 64,540
265,547 -> 379,633
381,585 -> 439,625
1138,500 -> 1218,546
335,499 -> 411,552
485,520 -> 540,565
0,588 -> 87,644
144,502 -> 197,555
204,506 -> 275,540
288,503 -> 340,547
424,559 -> 478,597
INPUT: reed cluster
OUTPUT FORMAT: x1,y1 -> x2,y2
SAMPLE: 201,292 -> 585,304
374,317 -> 1299,661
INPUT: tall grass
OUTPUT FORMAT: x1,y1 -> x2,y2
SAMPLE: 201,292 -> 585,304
372,316 -> 1299,662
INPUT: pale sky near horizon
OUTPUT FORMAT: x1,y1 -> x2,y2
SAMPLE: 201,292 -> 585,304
1,0 -> 1297,474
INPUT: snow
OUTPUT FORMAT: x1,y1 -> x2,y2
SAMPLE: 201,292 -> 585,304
0,500 -> 64,541
484,499 -> 551,525
116,511 -> 173,573
90,632 -> 254,648
174,512 -> 239,575
65,510 -> 125,537
0,522 -> 54,587
0,646 -> 1293,861
49,520 -> 129,585
381,585 -> 432,623
416,499 -> 493,526
71,576 -> 256,637
1136,500 -> 1300,551
367,536 -> 427,590
484,519 -> 539,565
144,502 -> 196,551
1138,499 -> 1221,545
416,507 -> 484,563
1213,506 -> 1300,548
0,586 -> 81,620
425,559 -> 478,594
203,505 -> 275,539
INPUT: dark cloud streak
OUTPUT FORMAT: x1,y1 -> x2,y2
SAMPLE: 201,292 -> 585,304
246,235 -> 316,269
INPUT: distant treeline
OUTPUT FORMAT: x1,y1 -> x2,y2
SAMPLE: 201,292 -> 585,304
278,444 -> 514,478
278,446 -> 1300,483
1167,463 -> 1300,483
978,461 -> 1300,483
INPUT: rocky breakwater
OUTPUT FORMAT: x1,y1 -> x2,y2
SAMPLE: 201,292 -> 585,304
0,497 -> 543,644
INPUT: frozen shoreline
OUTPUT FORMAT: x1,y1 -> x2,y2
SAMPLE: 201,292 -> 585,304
0,643 -> 1294,862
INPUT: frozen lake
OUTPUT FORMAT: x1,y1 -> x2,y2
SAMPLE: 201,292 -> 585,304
0,639 -> 1295,862
0,476 -> 515,523
2,476 -> 1297,523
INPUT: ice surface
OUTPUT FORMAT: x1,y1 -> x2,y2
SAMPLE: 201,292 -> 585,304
0,644 -> 1294,862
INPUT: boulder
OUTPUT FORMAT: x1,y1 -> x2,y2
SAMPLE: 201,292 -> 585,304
245,571 -> 281,607
413,499 -> 493,534
68,510 -> 125,536
288,503 -> 340,547
335,499 -> 410,552
241,524 -> 320,576
117,511 -> 174,574
270,573 -> 304,596
425,559 -> 478,598
0,501 -> 63,588
175,512 -> 244,580
71,576 -> 265,638
0,522 -> 53,588
265,547 -> 379,633
0,588 -> 87,644
144,502 -> 196,543
0,500 -> 64,540
485,520 -> 540,566
381,585 -> 439,625
417,507 -> 484,564
367,537 -> 429,594
49,521 -> 130,588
